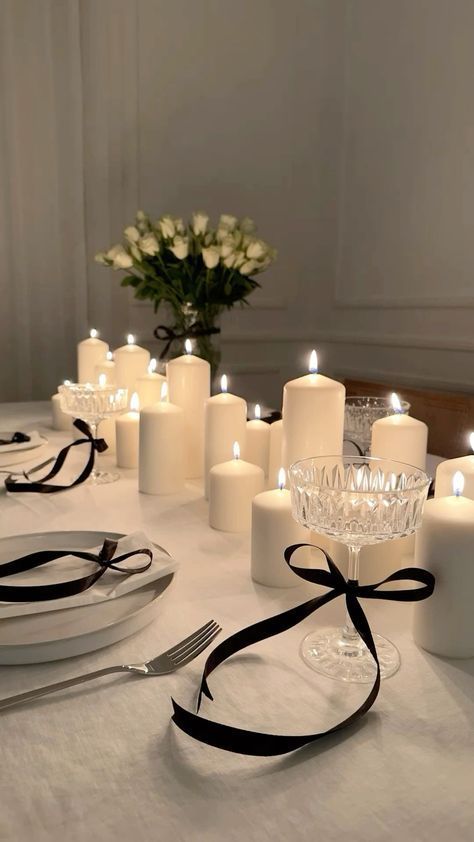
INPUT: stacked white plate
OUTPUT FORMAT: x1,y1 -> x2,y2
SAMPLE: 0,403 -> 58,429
0,430 -> 48,468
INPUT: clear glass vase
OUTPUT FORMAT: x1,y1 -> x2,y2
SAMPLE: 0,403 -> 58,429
156,302 -> 221,379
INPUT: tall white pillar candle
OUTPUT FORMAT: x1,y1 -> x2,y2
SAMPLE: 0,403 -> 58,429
204,374 -> 247,498
435,433 -> 474,499
139,383 -> 184,495
371,411 -> 428,470
209,442 -> 264,532
94,351 -> 116,385
114,334 -> 150,406
77,329 -> 109,383
244,403 -> 270,476
282,350 -> 345,471
166,340 -> 210,478
51,383 -> 73,432
267,419 -> 283,489
135,358 -> 166,409
413,472 -> 474,657
251,469 -> 307,587
116,392 -> 140,468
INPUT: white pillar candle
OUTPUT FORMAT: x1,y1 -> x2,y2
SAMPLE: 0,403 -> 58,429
371,407 -> 428,470
77,329 -> 109,384
97,417 -> 116,455
139,383 -> 184,495
267,419 -> 283,489
116,392 -> 140,468
114,334 -> 150,406
244,403 -> 270,476
135,358 -> 166,409
435,433 -> 474,499
51,383 -> 73,432
282,350 -> 345,471
204,374 -> 247,498
94,351 -> 116,385
413,472 -> 474,658
251,468 -> 308,587
167,339 -> 210,478
209,441 -> 264,532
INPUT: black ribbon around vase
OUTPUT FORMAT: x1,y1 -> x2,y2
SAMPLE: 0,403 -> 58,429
154,323 -> 221,360
0,538 -> 153,602
0,432 -> 31,446
4,419 -> 107,494
171,543 -> 435,757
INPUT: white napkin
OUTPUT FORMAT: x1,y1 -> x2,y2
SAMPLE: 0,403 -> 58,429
0,431 -> 43,454
0,531 -> 178,620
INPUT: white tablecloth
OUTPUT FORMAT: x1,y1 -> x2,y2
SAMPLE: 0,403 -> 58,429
0,403 -> 473,842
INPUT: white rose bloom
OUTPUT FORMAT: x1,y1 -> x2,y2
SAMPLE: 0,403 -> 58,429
239,217 -> 256,235
219,214 -> 238,231
139,234 -> 159,256
136,210 -> 148,222
124,226 -> 140,243
223,253 -> 236,268
220,236 -> 235,259
174,217 -> 185,235
106,245 -> 133,270
130,243 -> 142,262
192,211 -> 209,236
169,236 -> 189,260
246,239 -> 266,260
240,259 -> 258,276
159,216 -> 175,239
202,246 -> 220,269
94,252 -> 109,265
233,251 -> 246,269
216,225 -> 230,242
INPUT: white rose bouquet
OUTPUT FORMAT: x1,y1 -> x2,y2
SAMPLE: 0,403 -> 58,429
95,211 -> 276,373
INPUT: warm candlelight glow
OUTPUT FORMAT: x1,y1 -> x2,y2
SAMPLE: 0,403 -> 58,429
106,351 -> 113,361
127,333 -> 135,345
130,392 -> 140,412
453,471 -> 465,497
254,403 -> 261,420
89,329 -> 98,339
470,432 -> 474,453
220,374 -> 228,393
160,382 -> 168,402
185,338 -> 193,355
278,467 -> 286,490
63,379 -> 71,386
308,349 -> 318,374
233,441 -> 240,460
148,358 -> 157,374
98,373 -> 107,387
391,392 -> 402,413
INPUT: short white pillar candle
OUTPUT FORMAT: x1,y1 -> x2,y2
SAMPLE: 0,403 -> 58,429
209,441 -> 264,532
435,433 -> 474,500
116,391 -> 140,468
97,417 -> 116,455
244,403 -> 270,476
77,329 -> 109,384
139,383 -> 184,495
135,358 -> 166,409
167,339 -> 210,478
413,472 -> 474,658
204,374 -> 247,498
94,351 -> 116,385
371,400 -> 428,470
114,334 -> 150,406
251,468 -> 307,587
51,382 -> 73,432
267,419 -> 282,489
282,350 -> 345,471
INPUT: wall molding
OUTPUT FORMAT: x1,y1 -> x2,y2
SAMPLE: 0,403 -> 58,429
214,330 -> 474,353
338,365 -> 474,394
333,293 -> 474,310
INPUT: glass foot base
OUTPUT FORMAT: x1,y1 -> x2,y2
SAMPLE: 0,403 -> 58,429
88,470 -> 120,485
300,627 -> 400,683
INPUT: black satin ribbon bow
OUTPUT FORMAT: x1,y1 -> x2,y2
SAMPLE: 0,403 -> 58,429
171,543 -> 435,757
0,432 -> 31,446
4,419 -> 107,494
0,538 -> 153,602
153,323 -> 221,359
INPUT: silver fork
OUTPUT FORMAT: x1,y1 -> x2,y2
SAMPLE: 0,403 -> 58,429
0,619 -> 221,712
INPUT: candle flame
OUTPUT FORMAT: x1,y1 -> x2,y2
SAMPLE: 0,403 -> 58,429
278,467 -> 286,490
309,349 -> 318,374
127,333 -> 135,345
254,403 -> 261,420
63,379 -> 71,386
391,392 -> 402,413
160,382 -> 168,402
453,471 -> 465,497
148,358 -> 157,374
106,351 -> 113,361
90,329 -> 98,339
470,432 -> 474,453
233,441 -> 240,460
130,392 -> 140,412
98,373 -> 107,387
220,374 -> 228,393
185,338 -> 193,355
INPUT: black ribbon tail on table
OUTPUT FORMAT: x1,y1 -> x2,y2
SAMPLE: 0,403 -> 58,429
154,323 -> 221,360
171,543 -> 435,757
4,419 -> 107,494
0,538 -> 153,602
0,432 -> 31,446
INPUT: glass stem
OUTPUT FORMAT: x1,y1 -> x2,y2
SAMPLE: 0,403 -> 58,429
343,545 -> 360,641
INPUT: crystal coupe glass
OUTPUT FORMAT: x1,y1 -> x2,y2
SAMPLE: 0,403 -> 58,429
59,382 -> 128,484
344,396 -> 410,456
289,455 -> 430,683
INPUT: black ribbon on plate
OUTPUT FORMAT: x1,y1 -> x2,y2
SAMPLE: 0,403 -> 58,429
154,323 -> 221,360
0,538 -> 152,602
171,544 -> 435,757
0,432 -> 31,446
4,419 -> 107,494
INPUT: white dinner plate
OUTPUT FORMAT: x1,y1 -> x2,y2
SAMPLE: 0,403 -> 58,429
0,531 -> 174,664
0,432 -> 48,468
